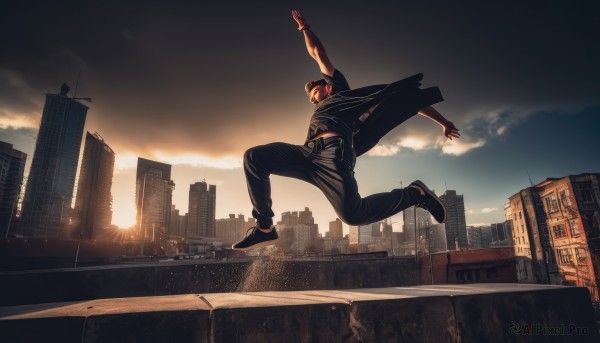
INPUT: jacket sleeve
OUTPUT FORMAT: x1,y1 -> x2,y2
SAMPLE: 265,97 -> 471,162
353,77 -> 444,157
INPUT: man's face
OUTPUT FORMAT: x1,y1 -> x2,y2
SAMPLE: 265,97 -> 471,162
308,85 -> 330,104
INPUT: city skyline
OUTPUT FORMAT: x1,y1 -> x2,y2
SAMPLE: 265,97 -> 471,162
1,2 -> 599,234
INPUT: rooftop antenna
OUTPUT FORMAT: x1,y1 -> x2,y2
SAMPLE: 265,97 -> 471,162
73,70 -> 81,98
72,70 -> 92,103
527,171 -> 534,187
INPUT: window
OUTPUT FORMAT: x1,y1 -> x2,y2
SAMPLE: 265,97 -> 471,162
545,194 -> 559,213
552,224 -> 567,238
557,248 -> 572,264
579,183 -> 594,203
559,189 -> 572,207
575,248 -> 587,264
519,211 -> 522,220
569,220 -> 580,236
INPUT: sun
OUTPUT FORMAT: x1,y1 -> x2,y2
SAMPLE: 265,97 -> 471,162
112,203 -> 136,228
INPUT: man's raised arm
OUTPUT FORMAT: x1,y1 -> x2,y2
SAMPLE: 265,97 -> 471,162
292,10 -> 335,77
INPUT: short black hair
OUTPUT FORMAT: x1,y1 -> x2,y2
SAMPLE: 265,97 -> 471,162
305,79 -> 327,94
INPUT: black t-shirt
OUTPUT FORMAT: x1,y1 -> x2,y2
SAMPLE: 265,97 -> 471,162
305,69 -> 357,142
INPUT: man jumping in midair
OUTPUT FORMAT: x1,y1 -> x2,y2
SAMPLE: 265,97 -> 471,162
233,10 -> 460,251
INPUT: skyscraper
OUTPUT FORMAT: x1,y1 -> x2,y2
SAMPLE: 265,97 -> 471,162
0,141 -> 27,236
439,190 -> 467,250
187,181 -> 216,238
276,207 -> 319,254
169,205 -> 184,239
328,218 -> 343,239
429,223 -> 448,253
401,205 -> 432,255
280,211 -> 299,226
216,214 -> 246,246
19,84 -> 89,237
72,132 -> 115,239
349,224 -> 374,245
136,158 -> 175,242
298,207 -> 314,225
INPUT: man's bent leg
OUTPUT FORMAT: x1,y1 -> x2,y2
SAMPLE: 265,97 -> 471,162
312,149 -> 422,225
244,142 -> 313,228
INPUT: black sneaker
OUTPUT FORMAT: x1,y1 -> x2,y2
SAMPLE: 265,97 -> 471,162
232,226 -> 279,251
409,180 -> 446,223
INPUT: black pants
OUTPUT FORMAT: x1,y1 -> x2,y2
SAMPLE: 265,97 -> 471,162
243,136 -> 421,229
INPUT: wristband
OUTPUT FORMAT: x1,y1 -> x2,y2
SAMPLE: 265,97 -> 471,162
299,25 -> 311,32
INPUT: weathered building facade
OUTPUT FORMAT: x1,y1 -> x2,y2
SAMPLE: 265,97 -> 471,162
507,173 -> 600,300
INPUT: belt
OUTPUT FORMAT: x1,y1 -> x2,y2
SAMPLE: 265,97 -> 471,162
305,136 -> 346,153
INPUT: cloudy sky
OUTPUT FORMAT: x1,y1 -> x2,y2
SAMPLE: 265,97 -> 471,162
1,1 -> 599,234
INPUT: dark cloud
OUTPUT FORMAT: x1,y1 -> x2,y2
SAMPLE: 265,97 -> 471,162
1,1 -> 599,158
0,70 -> 40,113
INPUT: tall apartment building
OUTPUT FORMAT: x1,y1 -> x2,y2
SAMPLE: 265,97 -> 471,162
323,237 -> 349,254
430,223 -> 448,253
298,207 -> 314,225
0,141 -> 27,236
490,222 -> 513,247
280,211 -> 299,226
401,205 -> 432,255
439,190 -> 468,250
328,218 -> 343,239
349,224 -> 377,245
19,84 -> 88,237
216,214 -> 246,246
136,158 -> 175,242
277,208 -> 319,254
466,225 -> 493,249
169,205 -> 188,240
187,181 -> 216,238
381,219 -> 393,240
507,173 -> 600,301
72,132 -> 114,239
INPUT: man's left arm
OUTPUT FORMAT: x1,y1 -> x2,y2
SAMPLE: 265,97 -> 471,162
418,106 -> 461,140
292,10 -> 335,77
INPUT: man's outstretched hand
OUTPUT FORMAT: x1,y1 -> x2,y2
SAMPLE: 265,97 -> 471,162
443,122 -> 461,140
292,9 -> 308,30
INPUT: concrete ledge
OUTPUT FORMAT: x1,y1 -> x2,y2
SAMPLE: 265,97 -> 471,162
0,284 -> 597,342
0,295 -> 211,343
0,258 -> 420,306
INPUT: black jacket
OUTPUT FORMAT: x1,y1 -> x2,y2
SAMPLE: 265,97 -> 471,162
328,73 -> 443,157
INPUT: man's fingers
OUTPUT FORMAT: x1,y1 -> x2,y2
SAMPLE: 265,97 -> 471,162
445,130 -> 460,140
